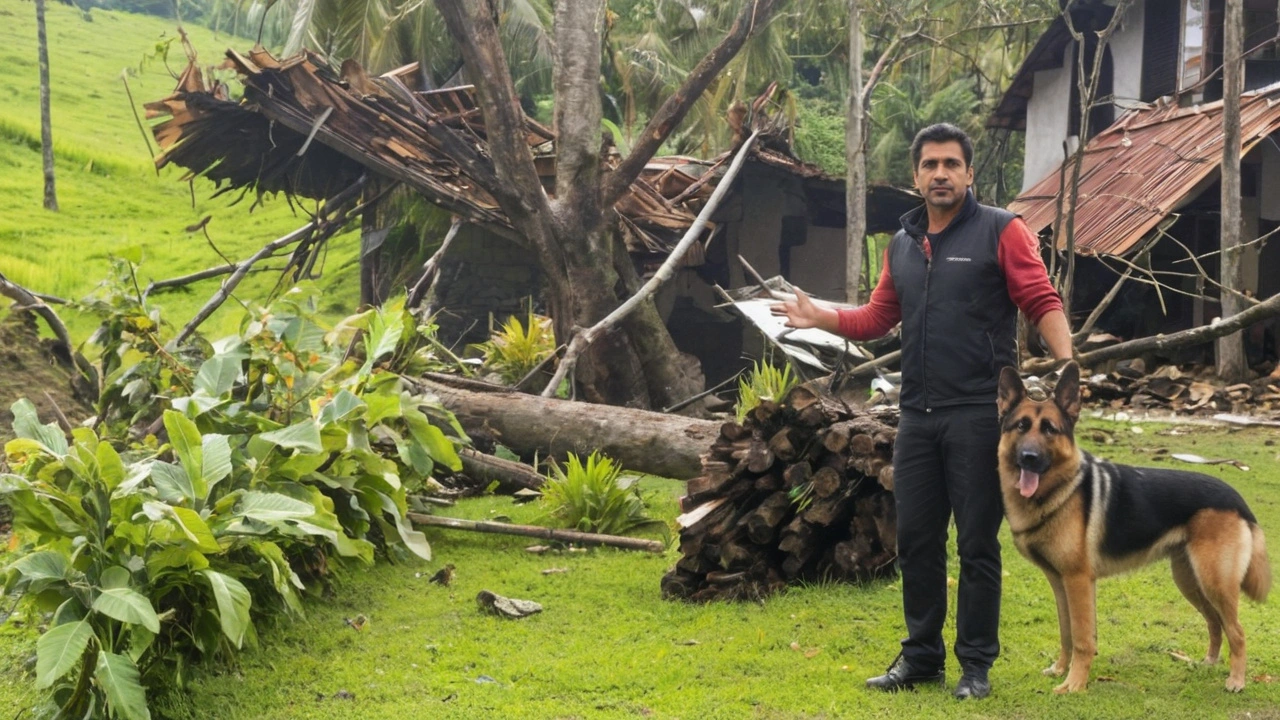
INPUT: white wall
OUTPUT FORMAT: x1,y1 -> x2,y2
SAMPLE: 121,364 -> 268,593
1110,1 -> 1146,110
1022,45 -> 1073,191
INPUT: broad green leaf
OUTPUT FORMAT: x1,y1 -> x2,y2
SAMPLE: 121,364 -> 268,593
126,624 -> 156,665
361,306 -> 404,376
404,409 -> 462,472
150,461 -> 194,505
364,392 -> 402,425
170,393 -> 224,417
250,540 -> 304,615
96,442 -> 126,491
200,570 -> 251,648
274,452 -> 327,481
1,482 -> 66,536
100,566 -> 132,590
376,491 -> 431,561
194,355 -> 241,397
257,421 -> 323,454
164,410 -> 205,498
4,437 -> 45,458
11,399 -> 67,457
235,492 -> 316,522
9,551 -> 68,582
318,389 -> 366,425
92,588 -> 161,634
95,651 -> 151,720
202,434 -> 232,489
36,620 -> 94,688
169,507 -> 221,554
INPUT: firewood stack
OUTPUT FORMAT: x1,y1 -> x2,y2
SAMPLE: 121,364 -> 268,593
661,384 -> 899,602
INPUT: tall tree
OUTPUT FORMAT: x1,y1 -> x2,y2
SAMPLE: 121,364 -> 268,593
432,0 -> 783,408
1217,0 -> 1246,380
35,0 -> 58,211
844,0 -> 864,304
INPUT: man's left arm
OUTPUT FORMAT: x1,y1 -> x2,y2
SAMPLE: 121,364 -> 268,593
998,218 -> 1074,361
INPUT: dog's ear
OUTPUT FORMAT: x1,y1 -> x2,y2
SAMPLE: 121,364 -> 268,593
997,366 -> 1025,419
1053,360 -> 1081,421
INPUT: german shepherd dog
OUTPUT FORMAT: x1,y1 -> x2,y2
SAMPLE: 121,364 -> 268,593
996,361 -> 1271,693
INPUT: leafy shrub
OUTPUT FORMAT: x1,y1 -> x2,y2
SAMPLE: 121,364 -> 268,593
539,452 -> 663,537
2,278 -> 468,717
735,360 -> 798,421
472,309 -> 556,385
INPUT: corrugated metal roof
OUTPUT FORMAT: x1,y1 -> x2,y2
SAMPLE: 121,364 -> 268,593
1008,83 -> 1280,256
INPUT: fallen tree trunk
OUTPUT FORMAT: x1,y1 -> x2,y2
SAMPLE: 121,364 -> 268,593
416,378 -> 719,480
1076,291 -> 1280,367
457,447 -> 545,492
407,513 -> 664,553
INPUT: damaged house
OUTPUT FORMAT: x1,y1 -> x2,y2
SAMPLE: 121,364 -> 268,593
146,49 -> 917,388
990,0 -> 1280,365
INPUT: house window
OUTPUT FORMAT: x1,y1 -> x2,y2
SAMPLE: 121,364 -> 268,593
1179,0 -> 1206,93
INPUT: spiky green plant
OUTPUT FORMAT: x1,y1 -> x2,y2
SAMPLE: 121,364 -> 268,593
472,309 -> 556,385
539,452 -> 663,537
735,360 -> 799,421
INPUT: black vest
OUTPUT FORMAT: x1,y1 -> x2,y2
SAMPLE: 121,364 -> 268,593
887,192 -> 1019,411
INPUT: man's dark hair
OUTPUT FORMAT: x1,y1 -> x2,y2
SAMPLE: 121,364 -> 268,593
910,123 -> 973,169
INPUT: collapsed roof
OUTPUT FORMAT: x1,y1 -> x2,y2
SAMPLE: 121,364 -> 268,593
145,48 -> 919,262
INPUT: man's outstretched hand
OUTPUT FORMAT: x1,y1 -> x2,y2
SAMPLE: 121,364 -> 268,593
769,288 -> 839,333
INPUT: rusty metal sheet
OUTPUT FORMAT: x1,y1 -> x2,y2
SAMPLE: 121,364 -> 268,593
1009,83 -> 1280,256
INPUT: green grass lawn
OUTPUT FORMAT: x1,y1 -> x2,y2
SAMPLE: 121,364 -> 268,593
5,418 -> 1278,719
0,0 -> 361,342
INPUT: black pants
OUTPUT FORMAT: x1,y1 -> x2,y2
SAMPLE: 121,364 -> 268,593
893,404 -> 1004,671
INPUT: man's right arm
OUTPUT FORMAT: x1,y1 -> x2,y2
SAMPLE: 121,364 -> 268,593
835,249 -> 902,341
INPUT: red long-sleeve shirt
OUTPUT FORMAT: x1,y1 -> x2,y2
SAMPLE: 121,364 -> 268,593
836,217 -> 1062,340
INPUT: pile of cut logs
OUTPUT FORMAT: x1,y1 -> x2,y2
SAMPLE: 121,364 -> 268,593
661,384 -> 899,602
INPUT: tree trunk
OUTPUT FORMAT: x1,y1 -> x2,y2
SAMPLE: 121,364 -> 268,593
1217,0 -> 1247,381
844,0 -> 865,304
36,0 -> 58,211
418,378 -> 720,480
433,0 -> 781,410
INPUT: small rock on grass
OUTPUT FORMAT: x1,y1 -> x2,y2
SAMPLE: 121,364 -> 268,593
476,590 -> 542,619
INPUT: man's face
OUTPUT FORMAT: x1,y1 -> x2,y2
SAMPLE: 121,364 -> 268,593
913,140 -> 973,212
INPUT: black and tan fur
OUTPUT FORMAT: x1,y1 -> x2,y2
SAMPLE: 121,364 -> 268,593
997,361 -> 1271,693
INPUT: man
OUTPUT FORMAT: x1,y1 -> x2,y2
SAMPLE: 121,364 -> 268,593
771,123 -> 1072,700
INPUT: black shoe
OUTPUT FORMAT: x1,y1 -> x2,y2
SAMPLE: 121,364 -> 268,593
953,667 -> 991,700
865,653 -> 945,692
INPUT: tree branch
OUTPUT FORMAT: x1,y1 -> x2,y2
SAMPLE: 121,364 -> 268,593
433,0 -> 553,233
167,177 -> 367,349
543,132 -> 760,397
1076,291 -> 1280,367
600,0 -> 784,207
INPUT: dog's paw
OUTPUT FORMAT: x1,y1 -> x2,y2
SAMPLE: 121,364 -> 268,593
1053,678 -> 1088,694
1224,676 -> 1245,693
1042,662 -> 1066,677
1202,655 -> 1220,666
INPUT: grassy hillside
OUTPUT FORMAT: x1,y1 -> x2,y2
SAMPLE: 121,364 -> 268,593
0,0 -> 362,343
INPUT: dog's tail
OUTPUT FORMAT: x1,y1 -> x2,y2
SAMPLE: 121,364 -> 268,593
1242,523 -> 1271,603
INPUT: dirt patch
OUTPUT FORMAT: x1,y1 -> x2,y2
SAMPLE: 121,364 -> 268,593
0,309 -> 94,444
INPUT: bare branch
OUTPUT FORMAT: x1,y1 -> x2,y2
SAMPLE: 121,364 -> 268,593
167,177 -> 368,349
407,217 -> 464,309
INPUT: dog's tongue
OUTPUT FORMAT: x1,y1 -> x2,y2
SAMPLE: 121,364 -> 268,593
1018,468 -> 1040,498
